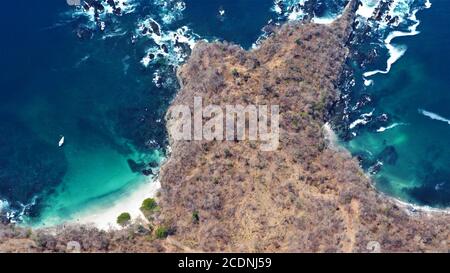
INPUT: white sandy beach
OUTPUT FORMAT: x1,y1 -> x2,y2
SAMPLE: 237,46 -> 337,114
69,178 -> 161,230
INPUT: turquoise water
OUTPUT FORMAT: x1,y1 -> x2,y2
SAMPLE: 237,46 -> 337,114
0,0 -> 275,225
0,0 -> 168,225
0,0 -> 448,226
338,0 -> 450,207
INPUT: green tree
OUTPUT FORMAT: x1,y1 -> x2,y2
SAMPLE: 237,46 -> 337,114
141,198 -> 158,212
155,226 -> 169,239
117,212 -> 131,226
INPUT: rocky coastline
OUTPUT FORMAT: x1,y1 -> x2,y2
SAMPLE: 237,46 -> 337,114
1,0 -> 449,253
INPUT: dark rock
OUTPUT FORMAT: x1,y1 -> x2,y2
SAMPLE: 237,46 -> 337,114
369,161 -> 383,175
142,169 -> 153,176
135,225 -> 150,236
149,20 -> 161,36
113,7 -> 122,16
127,159 -> 145,173
148,161 -> 159,168
378,146 -> 398,165
161,44 -> 169,54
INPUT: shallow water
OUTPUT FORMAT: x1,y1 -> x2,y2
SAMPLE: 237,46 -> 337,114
0,0 -> 276,225
0,0 -> 168,225
339,0 -> 450,207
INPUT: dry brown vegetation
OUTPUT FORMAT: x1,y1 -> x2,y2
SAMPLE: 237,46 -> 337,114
1,0 -> 448,253
158,0 -> 450,252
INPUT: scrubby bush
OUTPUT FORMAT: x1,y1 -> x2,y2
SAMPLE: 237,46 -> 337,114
231,68 -> 239,77
155,226 -> 169,239
192,211 -> 200,224
141,198 -> 158,212
117,212 -> 131,226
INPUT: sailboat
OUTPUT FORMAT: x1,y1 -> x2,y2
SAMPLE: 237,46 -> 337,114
58,136 -> 65,147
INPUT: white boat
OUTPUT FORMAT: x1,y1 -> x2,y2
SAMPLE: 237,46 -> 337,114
58,136 -> 65,147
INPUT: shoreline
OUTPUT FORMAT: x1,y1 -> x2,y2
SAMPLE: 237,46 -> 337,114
38,0 -> 449,232
2,0 -> 449,252
64,178 -> 161,230
78,0 -> 449,232
323,123 -> 450,216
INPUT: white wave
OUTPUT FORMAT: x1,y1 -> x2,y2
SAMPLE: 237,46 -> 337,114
3,196 -> 39,223
152,0 -> 186,25
138,17 -> 199,68
69,0 -> 137,27
75,54 -> 90,67
287,6 -> 306,21
219,7 -> 226,17
363,8 -> 421,78
418,109 -> 450,125
273,0 -> 283,14
364,79 -> 374,86
376,122 -> 406,132
140,55 -> 152,67
350,118 -> 371,129
362,110 -> 375,117
0,199 -> 9,211
356,0 -> 380,19
312,15 -> 338,25
360,0 -> 433,80
101,29 -> 128,40
349,110 -> 374,129
435,182 -> 445,191
119,0 -> 137,15
273,0 -> 342,24
153,71 -> 163,88
273,0 -> 307,19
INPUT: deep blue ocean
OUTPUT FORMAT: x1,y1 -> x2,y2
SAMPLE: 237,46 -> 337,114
0,0 -> 448,226
337,0 -> 450,208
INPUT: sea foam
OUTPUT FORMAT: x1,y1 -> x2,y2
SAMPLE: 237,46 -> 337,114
360,0 -> 432,79
376,122 -> 406,132
349,110 -> 375,129
418,109 -> 450,125
273,0 -> 344,24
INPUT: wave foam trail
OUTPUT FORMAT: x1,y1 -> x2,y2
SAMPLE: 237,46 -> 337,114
0,199 -> 8,212
418,109 -> 450,125
363,4 -> 424,78
71,0 -> 137,22
349,110 -> 374,129
273,0 -> 307,19
138,20 -> 199,68
376,122 -> 406,132
312,15 -> 338,24
152,0 -> 186,25
356,0 -> 380,19
273,0 -> 345,24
